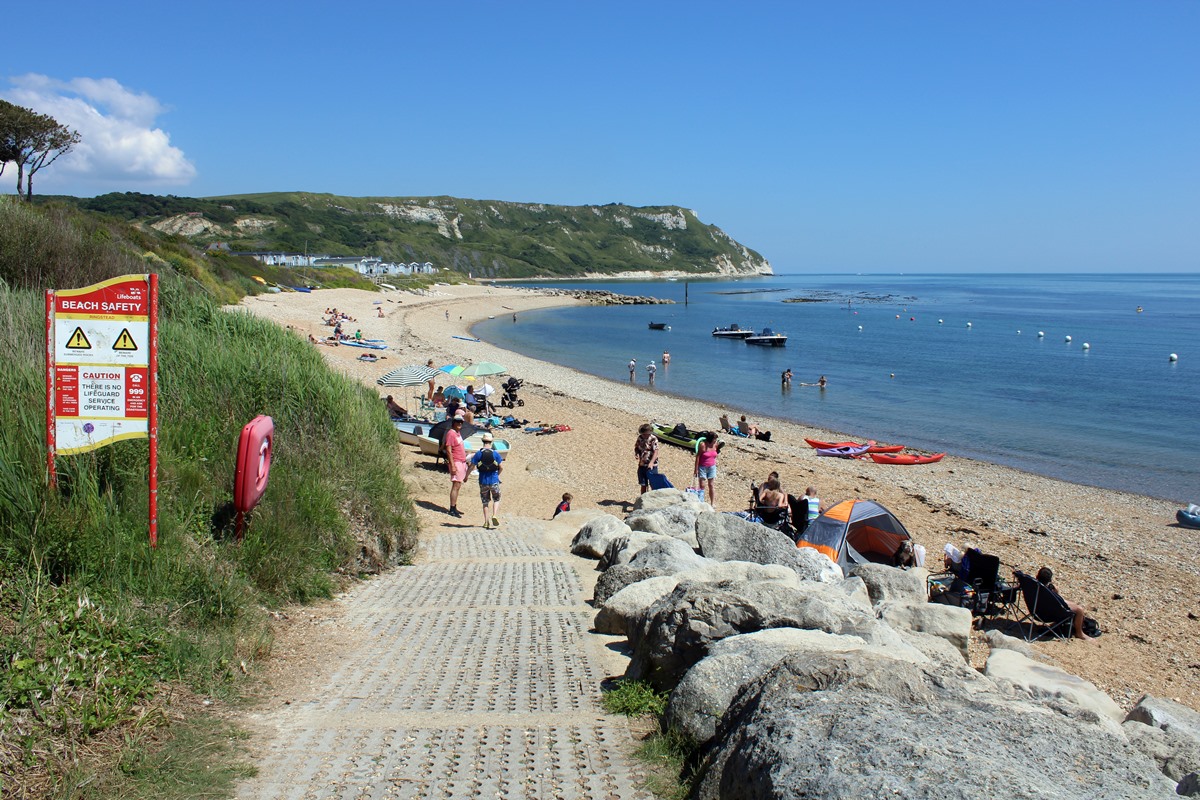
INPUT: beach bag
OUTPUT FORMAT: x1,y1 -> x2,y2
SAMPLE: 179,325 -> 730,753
1082,617 -> 1102,638
684,485 -> 706,502
647,468 -> 673,490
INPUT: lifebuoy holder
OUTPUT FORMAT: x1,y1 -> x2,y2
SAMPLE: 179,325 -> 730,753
233,415 -> 274,541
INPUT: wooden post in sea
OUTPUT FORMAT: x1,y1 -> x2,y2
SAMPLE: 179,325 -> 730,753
685,281 -> 689,306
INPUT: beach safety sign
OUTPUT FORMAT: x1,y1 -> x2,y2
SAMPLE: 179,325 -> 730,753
49,275 -> 155,455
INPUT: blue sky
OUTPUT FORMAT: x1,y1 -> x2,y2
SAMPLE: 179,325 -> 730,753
3,1 -> 1197,273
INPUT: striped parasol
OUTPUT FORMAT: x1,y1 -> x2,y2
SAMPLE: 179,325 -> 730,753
377,364 -> 441,387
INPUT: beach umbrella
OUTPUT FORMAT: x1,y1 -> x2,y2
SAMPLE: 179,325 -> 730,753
439,364 -> 465,376
377,364 -> 440,387
428,417 -> 483,442
443,385 -> 466,400
459,361 -> 507,379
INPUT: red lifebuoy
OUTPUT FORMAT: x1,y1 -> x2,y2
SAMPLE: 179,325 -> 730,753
234,415 -> 274,514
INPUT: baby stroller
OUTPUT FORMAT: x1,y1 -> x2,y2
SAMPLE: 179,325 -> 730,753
501,377 -> 525,408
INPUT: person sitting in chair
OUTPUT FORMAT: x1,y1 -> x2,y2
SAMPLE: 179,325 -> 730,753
737,415 -> 760,437
1036,567 -> 1095,641
384,395 -> 407,419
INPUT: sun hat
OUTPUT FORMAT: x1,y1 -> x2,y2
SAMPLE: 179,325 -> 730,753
481,433 -> 494,443
453,414 -> 464,422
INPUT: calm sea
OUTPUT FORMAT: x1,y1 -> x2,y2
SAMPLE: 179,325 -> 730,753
474,274 -> 1200,503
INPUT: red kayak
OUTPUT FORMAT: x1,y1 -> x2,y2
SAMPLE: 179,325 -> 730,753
869,452 -> 946,465
805,438 -> 905,454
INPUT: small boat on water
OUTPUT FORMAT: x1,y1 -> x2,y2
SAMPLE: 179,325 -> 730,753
712,323 -> 754,339
648,322 -> 669,330
745,327 -> 788,346
805,438 -> 905,454
869,452 -> 946,465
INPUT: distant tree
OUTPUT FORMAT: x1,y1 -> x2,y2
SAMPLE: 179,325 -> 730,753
0,99 -> 81,200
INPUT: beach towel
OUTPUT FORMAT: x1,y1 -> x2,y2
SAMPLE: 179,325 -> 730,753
647,469 -> 673,490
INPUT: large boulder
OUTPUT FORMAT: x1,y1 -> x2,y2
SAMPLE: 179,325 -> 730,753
626,579 -> 902,690
695,512 -> 839,582
1122,720 -> 1200,783
1127,695 -> 1200,745
600,531 -> 671,568
626,537 -> 711,575
876,600 -> 973,661
666,628 -> 929,744
631,488 -> 694,512
593,564 -> 665,606
850,562 -> 929,606
594,576 -> 679,636
570,514 -> 632,558
626,503 -> 705,548
693,651 -> 1178,800
675,561 -> 808,589
984,648 -> 1126,732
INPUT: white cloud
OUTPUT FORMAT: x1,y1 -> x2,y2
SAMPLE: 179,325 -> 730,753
2,74 -> 196,193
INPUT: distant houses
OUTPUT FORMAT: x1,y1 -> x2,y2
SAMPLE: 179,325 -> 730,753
215,247 -> 437,276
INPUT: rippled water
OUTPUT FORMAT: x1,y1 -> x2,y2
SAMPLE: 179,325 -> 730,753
475,274 -> 1200,502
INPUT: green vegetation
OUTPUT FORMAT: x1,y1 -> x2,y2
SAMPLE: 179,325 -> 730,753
54,191 -> 772,279
0,196 -> 419,797
601,678 -> 669,717
634,728 -> 699,800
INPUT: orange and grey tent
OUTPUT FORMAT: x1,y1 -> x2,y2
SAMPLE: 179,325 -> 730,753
797,499 -> 911,574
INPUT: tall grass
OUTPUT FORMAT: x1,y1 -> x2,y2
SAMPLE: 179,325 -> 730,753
0,196 -> 419,796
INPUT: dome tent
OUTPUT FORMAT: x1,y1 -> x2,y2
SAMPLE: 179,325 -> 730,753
797,499 -> 912,575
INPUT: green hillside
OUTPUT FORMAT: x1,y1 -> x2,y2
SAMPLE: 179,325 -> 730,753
68,191 -> 773,279
0,197 -> 419,797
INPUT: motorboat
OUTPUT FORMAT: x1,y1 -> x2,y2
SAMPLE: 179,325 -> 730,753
648,322 -> 669,330
745,327 -> 788,346
712,323 -> 754,339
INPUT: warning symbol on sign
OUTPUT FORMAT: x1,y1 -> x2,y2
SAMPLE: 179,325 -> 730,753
66,327 -> 92,349
113,328 -> 138,351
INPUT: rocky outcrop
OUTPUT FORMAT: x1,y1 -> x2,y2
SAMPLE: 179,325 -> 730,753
695,512 -> 840,582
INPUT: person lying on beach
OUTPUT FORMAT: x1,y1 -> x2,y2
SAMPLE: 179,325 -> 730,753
384,395 -> 407,419
1036,567 -> 1096,641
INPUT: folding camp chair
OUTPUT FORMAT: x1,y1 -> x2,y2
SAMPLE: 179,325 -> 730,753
927,549 -> 1016,621
1012,570 -> 1075,641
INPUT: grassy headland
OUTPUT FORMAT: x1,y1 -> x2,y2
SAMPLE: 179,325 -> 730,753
0,197 -> 419,798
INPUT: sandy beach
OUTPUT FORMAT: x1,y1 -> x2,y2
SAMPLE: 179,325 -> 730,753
238,282 -> 1200,713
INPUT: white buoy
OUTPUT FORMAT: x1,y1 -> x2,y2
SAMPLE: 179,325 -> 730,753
1170,353 -> 1178,362
1082,342 -> 1090,350
1038,331 -> 1045,338
938,319 -> 944,324
966,322 -> 972,328
1017,329 -> 1021,334
1065,335 -> 1072,342
858,325 -> 863,331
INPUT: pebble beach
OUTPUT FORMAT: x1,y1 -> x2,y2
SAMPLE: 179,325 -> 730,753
237,282 -> 1200,714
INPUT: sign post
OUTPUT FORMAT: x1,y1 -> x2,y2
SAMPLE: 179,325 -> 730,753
46,274 -> 159,546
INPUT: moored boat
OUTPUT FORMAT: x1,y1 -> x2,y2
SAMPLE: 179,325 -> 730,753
869,452 -> 946,465
1177,507 -> 1200,529
648,322 -> 669,330
712,323 -> 754,339
392,418 -> 435,446
745,327 -> 787,346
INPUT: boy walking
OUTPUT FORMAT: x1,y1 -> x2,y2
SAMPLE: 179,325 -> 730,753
466,433 -> 503,528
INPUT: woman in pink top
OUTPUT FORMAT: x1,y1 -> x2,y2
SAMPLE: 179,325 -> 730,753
694,432 -> 719,507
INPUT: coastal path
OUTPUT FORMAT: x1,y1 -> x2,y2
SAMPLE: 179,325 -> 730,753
236,514 -> 650,800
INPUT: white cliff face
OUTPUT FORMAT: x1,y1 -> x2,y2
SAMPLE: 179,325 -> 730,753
234,217 -> 275,232
151,214 -> 225,237
633,209 -> 688,230
374,204 -> 463,239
